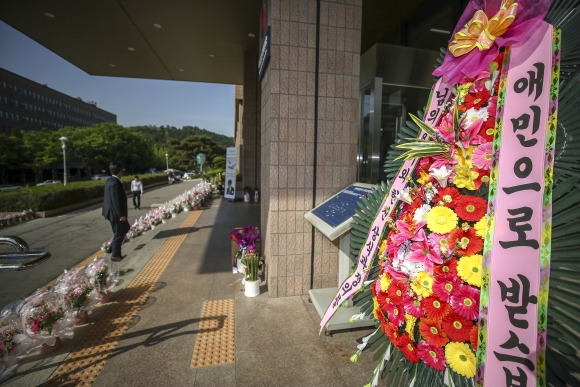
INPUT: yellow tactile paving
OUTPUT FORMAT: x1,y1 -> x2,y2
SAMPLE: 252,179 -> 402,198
45,210 -> 202,386
190,299 -> 235,368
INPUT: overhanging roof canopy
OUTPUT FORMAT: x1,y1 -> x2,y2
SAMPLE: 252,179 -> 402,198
0,0 -> 262,85
0,1 -> 458,86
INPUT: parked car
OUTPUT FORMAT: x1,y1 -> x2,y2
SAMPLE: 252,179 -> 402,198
0,185 -> 22,191
91,174 -> 108,180
183,171 -> 196,180
36,180 -> 62,186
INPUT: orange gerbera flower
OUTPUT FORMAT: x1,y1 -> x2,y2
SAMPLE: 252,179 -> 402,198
448,227 -> 483,256
434,257 -> 458,277
455,195 -> 487,221
419,318 -> 449,347
423,296 -> 451,320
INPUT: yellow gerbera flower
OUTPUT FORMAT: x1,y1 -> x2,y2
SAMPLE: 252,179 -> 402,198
457,254 -> 482,286
426,206 -> 458,234
411,271 -> 433,297
445,342 -> 476,377
380,273 -> 392,292
474,216 -> 486,237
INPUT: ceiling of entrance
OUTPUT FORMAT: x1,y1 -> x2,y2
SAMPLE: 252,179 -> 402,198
0,0 -> 262,85
0,1 -> 458,86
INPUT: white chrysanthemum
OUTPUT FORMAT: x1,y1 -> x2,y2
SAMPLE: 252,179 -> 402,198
464,106 -> 489,124
413,204 -> 432,222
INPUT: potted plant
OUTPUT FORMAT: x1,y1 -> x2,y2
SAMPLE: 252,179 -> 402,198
241,252 -> 262,297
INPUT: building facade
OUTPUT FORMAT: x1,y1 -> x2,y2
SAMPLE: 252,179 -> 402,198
0,67 -> 116,135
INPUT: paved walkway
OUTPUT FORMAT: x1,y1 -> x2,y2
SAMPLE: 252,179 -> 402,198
2,194 -> 377,387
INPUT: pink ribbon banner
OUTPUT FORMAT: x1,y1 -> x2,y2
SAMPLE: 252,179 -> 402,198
319,79 -> 452,332
480,22 -> 555,386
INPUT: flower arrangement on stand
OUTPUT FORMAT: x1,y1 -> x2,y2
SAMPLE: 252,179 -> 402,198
345,43 -> 513,386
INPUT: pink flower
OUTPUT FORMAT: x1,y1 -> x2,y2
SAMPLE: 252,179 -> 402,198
472,142 -> 493,170
451,284 -> 480,320
432,274 -> 462,303
391,220 -> 426,246
403,294 -> 423,318
406,229 -> 443,273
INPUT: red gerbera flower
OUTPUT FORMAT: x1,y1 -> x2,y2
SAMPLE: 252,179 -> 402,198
464,88 -> 490,110
442,310 -> 473,342
432,273 -> 462,303
398,333 -> 420,363
376,290 -> 390,313
473,166 -> 490,189
423,296 -> 451,320
470,324 -> 479,351
403,293 -> 423,318
434,257 -> 458,277
417,340 -> 447,371
434,187 -> 461,208
451,285 -> 480,320
382,321 -> 403,346
419,318 -> 449,347
448,227 -> 483,256
479,118 -> 496,142
455,195 -> 487,221
387,280 -> 408,305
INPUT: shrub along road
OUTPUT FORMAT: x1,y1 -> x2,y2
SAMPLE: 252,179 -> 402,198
0,179 -> 205,309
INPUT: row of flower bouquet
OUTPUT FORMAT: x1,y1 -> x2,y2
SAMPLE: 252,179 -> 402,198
0,256 -> 117,382
102,181 -> 213,252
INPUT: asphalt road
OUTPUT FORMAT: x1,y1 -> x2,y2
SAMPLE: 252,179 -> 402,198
0,178 -> 205,309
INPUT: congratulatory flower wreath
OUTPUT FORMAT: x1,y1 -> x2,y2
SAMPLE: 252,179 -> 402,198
356,51 -> 505,384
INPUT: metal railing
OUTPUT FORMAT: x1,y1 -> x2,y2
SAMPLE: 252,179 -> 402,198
0,235 -> 51,271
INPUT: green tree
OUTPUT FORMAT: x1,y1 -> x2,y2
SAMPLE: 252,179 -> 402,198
21,129 -> 62,183
66,123 -> 154,173
0,133 -> 23,184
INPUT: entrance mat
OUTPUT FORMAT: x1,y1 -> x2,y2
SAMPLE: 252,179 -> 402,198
190,299 -> 235,368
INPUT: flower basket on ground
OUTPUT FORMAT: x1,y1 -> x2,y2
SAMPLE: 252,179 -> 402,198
85,257 -> 118,303
0,312 -> 31,382
53,267 -> 100,311
19,290 -> 74,349
230,224 -> 261,273
241,252 -> 263,297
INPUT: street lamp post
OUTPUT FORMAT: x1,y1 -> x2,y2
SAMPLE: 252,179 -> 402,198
59,136 -> 68,186
165,153 -> 169,171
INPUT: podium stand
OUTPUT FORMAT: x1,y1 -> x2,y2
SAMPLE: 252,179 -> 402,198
305,183 -> 376,334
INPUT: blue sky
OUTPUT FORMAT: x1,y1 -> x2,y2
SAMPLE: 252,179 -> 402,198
0,21 -> 235,137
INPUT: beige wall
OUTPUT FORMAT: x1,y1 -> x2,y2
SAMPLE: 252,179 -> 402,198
260,0 -> 362,297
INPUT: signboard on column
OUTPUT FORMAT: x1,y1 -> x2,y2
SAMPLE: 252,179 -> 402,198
224,147 -> 237,200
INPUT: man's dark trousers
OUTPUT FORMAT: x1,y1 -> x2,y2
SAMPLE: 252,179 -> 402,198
132,191 -> 141,208
110,219 -> 130,257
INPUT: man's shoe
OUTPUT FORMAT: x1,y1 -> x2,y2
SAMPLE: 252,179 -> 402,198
111,255 -> 126,262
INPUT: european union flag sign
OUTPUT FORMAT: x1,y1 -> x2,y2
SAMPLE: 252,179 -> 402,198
311,185 -> 372,227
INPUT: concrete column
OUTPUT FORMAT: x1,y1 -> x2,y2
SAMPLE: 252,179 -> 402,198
261,0 -> 362,297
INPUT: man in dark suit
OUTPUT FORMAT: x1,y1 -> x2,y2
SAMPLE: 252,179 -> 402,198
102,162 -> 130,262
